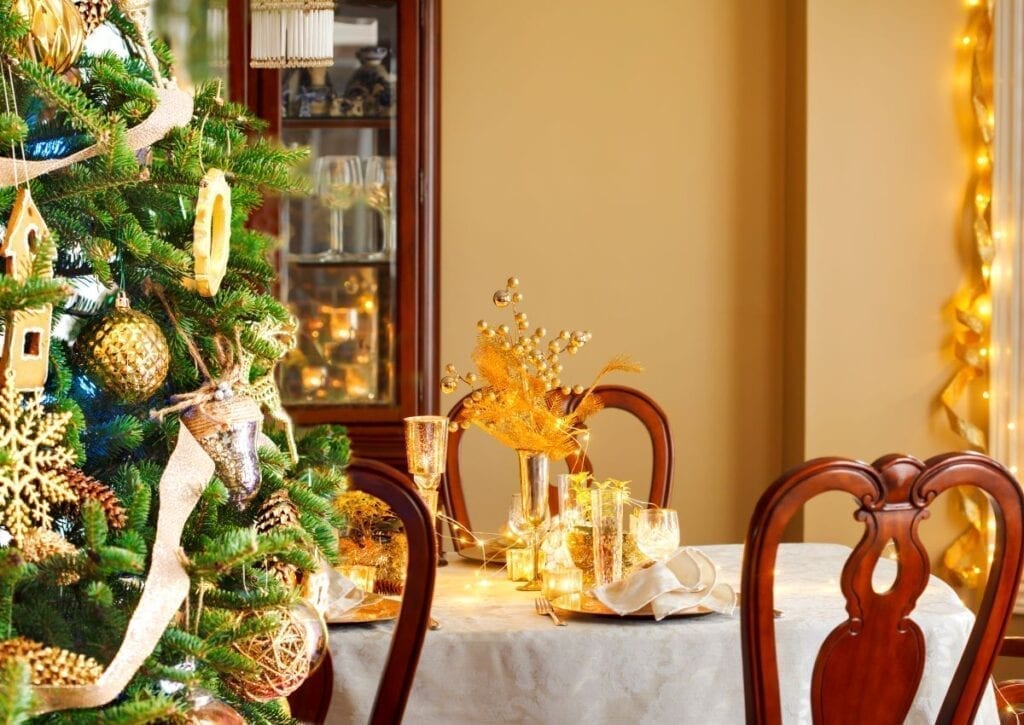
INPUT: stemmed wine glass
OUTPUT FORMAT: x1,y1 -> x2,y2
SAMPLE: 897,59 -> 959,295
403,415 -> 449,523
634,508 -> 680,563
363,156 -> 396,257
314,155 -> 362,259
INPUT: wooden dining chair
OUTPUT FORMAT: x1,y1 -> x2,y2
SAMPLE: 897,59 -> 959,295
288,457 -> 437,725
741,452 -> 1024,725
564,384 -> 674,509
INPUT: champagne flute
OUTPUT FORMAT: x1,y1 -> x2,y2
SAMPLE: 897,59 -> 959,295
635,508 -> 680,563
363,155 -> 396,256
403,416 -> 449,518
314,155 -> 362,258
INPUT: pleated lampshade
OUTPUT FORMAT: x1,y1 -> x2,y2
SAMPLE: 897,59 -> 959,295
250,0 -> 334,68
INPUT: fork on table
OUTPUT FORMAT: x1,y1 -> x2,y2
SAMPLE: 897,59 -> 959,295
535,597 -> 567,627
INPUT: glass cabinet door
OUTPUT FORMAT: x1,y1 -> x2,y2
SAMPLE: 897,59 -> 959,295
278,3 -> 400,408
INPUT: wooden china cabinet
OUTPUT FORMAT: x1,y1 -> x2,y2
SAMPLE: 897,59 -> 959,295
216,0 -> 439,471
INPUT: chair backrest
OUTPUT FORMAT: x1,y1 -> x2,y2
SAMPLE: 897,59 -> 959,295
740,452 -> 1024,725
288,457 -> 437,725
565,385 -> 673,509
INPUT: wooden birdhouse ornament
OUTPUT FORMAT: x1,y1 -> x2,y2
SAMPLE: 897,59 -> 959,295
0,187 -> 54,391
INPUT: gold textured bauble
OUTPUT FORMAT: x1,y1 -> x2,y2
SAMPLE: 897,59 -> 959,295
75,293 -> 169,404
11,0 -> 86,73
227,607 -> 314,702
183,688 -> 245,725
71,0 -> 110,34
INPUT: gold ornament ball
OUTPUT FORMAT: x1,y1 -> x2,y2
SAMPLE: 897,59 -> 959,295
291,599 -> 329,673
228,607 -> 316,702
12,0 -> 86,73
75,297 -> 170,404
440,375 -> 458,394
492,289 -> 512,308
183,689 -> 245,725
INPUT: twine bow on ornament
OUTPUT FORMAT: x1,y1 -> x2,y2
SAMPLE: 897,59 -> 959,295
146,282 -> 264,510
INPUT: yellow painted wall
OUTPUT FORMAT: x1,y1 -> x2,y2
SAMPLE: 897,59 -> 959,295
800,0 -> 971,554
440,0 -> 787,545
440,0 -> 973,556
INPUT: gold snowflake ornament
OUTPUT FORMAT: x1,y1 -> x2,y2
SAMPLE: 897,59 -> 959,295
0,368 -> 75,541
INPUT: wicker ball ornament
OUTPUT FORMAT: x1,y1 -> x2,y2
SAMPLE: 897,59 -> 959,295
11,0 -> 86,73
75,293 -> 169,404
227,602 -> 327,702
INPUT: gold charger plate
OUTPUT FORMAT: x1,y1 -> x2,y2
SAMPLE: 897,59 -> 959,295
327,595 -> 400,625
550,593 -> 713,620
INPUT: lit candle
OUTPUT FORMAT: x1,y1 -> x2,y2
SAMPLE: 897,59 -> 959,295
542,566 -> 584,601
506,548 -> 545,582
337,564 -> 376,593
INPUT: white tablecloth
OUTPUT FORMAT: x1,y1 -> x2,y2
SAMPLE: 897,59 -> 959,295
326,543 -> 998,724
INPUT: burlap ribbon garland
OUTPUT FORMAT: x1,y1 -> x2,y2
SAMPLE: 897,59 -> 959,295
0,86 -> 194,188
30,424 -> 214,713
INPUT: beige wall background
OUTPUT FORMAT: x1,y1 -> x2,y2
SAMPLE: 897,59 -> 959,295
800,0 -> 970,555
440,0 -> 973,558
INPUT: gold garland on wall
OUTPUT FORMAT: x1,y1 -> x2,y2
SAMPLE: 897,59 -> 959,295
940,0 -> 994,590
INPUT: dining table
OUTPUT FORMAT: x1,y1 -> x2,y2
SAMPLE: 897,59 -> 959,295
324,542 -> 999,724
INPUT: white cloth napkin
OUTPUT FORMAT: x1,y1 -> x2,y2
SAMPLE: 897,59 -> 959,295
325,567 -> 366,620
593,547 -> 737,621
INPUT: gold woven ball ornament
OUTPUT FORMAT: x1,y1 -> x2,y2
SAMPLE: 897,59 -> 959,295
11,0 -> 87,73
75,292 -> 169,404
227,602 -> 328,702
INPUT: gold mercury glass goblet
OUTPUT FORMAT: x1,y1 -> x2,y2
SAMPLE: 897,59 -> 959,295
403,414 -> 449,526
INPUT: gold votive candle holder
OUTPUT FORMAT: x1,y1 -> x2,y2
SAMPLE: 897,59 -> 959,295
337,564 -> 376,593
542,566 -> 584,601
506,547 -> 545,582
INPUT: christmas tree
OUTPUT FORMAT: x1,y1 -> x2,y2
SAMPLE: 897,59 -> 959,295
0,0 -> 349,722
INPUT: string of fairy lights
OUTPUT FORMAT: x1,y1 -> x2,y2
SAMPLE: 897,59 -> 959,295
940,0 -> 997,591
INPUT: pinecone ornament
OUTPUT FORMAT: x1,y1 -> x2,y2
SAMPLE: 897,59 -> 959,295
255,490 -> 300,533
51,467 -> 127,529
255,490 -> 301,588
73,0 -> 111,33
19,528 -> 80,584
75,292 -> 170,405
0,636 -> 104,686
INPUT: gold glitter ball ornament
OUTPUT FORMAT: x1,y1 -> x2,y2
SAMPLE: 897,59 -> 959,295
75,293 -> 169,404
11,0 -> 86,73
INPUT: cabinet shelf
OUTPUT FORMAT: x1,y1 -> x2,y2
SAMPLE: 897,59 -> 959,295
281,117 -> 392,130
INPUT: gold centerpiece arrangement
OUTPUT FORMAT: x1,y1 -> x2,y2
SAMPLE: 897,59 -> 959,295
443,278 -> 641,590
336,490 -> 408,595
